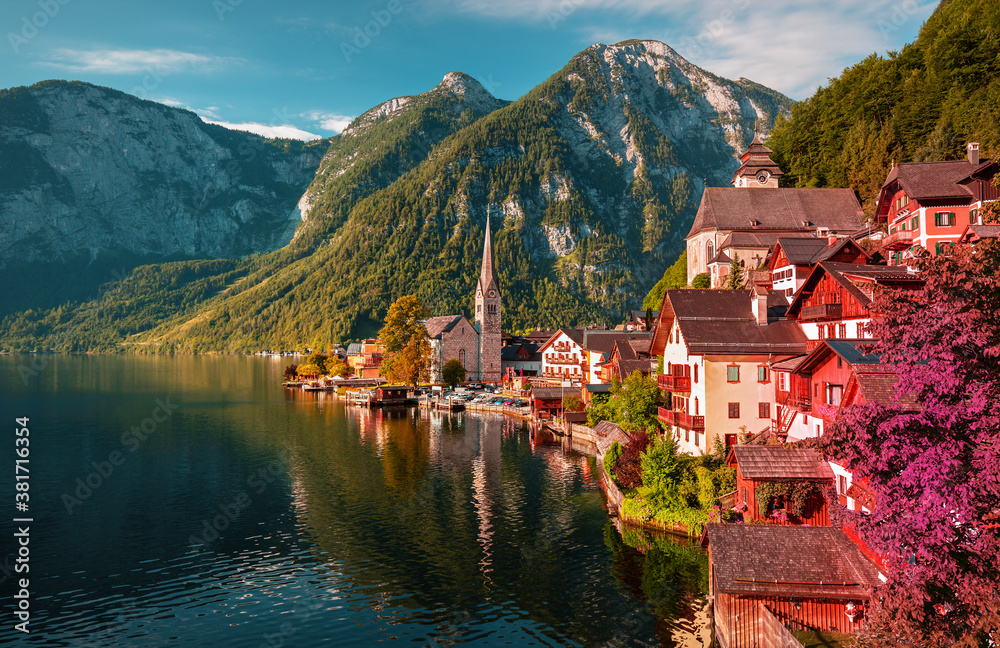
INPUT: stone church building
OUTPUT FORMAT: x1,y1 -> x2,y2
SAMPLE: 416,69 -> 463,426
427,212 -> 503,383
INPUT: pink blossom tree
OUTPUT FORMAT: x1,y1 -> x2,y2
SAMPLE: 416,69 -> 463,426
825,238 -> 1000,646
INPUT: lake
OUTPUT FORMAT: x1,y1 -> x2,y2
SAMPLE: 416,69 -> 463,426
0,355 -> 707,647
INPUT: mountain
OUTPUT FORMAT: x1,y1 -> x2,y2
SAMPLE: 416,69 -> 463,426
0,80 -> 326,313
290,71 -> 510,249
766,0 -> 1000,213
0,42 -> 793,353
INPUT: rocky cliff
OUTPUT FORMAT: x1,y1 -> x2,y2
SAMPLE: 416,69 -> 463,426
0,80 -> 326,269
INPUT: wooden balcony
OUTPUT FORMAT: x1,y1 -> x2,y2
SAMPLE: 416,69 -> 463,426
882,229 -> 915,251
657,407 -> 704,430
800,303 -> 843,322
657,373 -> 691,392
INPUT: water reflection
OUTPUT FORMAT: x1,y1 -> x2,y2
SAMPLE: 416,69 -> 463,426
0,356 -> 707,648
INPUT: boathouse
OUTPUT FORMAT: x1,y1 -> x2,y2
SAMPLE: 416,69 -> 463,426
727,445 -> 834,526
706,524 -> 882,648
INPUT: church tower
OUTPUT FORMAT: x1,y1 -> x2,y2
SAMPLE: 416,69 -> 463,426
731,130 -> 783,188
475,210 -> 502,381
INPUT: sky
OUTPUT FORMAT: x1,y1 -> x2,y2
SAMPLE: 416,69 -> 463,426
0,0 -> 936,140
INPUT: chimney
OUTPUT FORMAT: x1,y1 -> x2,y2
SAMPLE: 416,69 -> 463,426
828,234 -> 838,247
968,142 -> 980,166
751,288 -> 768,325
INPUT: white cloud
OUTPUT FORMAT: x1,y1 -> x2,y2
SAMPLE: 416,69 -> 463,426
437,0 -> 934,99
203,119 -> 322,141
38,48 -> 241,74
302,110 -> 355,134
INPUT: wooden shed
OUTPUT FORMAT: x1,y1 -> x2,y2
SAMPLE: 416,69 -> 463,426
727,446 -> 834,526
706,524 -> 882,648
530,387 -> 565,420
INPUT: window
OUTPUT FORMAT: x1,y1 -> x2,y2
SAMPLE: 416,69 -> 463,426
728,402 -> 740,419
814,383 -> 819,397
838,475 -> 847,495
934,211 -> 955,227
675,328 -> 680,344
757,365 -> 768,383
839,324 -> 846,338
694,397 -> 699,416
827,384 -> 843,406
706,240 -> 714,261
837,356 -> 843,369
778,372 -> 788,392
911,215 -> 919,231
685,428 -> 689,442
759,402 -> 770,419
693,364 -> 698,384
817,325 -> 825,339
727,365 -> 740,383
971,209 -> 981,225
855,322 -> 865,338
459,349 -> 466,368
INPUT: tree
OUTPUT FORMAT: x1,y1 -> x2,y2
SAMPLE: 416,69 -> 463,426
379,295 -> 432,386
327,357 -> 350,377
296,363 -> 323,378
304,350 -> 329,375
724,253 -> 744,289
382,337 -> 432,387
617,371 -> 662,433
442,358 -> 466,389
379,295 -> 430,354
563,394 -> 583,412
825,239 -> 1000,647
691,273 -> 710,289
283,364 -> 298,381
644,251 -> 687,310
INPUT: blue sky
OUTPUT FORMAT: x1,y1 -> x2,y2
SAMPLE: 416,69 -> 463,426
1,0 -> 935,140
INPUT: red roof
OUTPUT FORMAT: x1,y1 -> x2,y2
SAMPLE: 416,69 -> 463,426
729,446 -> 834,481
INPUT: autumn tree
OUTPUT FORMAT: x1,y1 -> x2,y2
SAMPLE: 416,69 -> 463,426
327,356 -> 350,377
378,295 -> 433,386
442,358 -> 466,389
825,239 -> 1000,647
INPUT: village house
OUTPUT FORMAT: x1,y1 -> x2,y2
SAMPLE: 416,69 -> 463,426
581,330 -> 652,384
706,524 -> 883,648
425,314 -> 481,383
500,340 -> 542,377
539,328 -> 586,384
599,337 -> 653,383
650,289 -> 807,455
783,262 -> 923,347
768,236 -> 870,300
347,339 -> 385,379
726,445 -> 834,526
686,134 -> 865,284
622,310 -> 657,332
875,143 -> 998,266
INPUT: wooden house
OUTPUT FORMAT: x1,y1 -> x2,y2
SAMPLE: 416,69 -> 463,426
768,236 -> 869,300
530,387 -> 566,420
875,143 -> 998,265
784,262 -> 923,348
726,446 -> 834,526
706,524 -> 883,648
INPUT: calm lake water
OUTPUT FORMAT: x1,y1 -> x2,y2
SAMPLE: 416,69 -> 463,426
0,355 -> 707,648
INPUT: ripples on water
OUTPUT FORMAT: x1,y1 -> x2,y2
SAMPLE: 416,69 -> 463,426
0,356 -> 706,647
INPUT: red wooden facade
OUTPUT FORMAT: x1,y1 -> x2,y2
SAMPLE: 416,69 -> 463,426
715,593 -> 867,648
733,474 -> 830,527
793,273 -> 870,323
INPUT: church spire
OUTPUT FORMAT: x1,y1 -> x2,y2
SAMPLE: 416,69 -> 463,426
478,207 -> 499,296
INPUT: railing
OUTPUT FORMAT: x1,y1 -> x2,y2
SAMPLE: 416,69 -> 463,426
882,229 -> 915,250
799,303 -> 842,321
657,373 -> 691,392
545,357 -> 582,365
657,407 -> 704,430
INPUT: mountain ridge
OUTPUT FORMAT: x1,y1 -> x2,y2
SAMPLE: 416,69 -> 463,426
0,41 -> 793,352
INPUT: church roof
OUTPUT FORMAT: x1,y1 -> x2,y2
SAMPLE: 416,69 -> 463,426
687,188 -> 865,239
477,211 -> 500,296
424,315 -> 469,340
